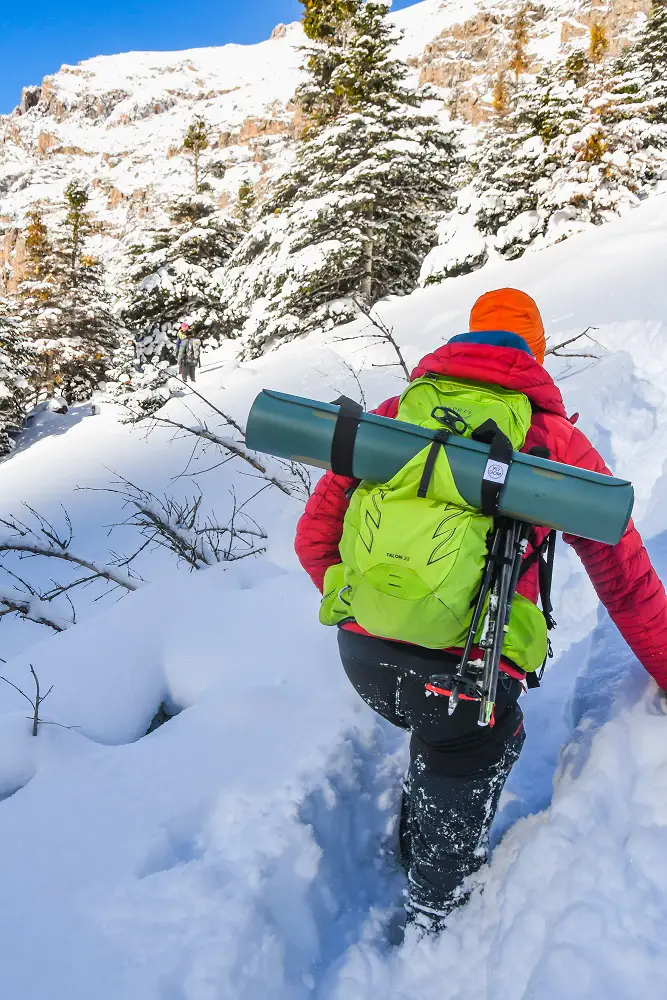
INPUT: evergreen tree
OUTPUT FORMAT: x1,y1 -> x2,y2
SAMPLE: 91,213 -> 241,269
122,201 -> 241,365
565,49 -> 590,86
446,40 -> 667,268
13,192 -> 119,403
425,2 -> 667,281
103,332 -> 173,420
612,0 -> 667,124
0,308 -> 33,455
64,180 -> 91,283
183,118 -> 209,194
235,180 -> 257,230
223,0 -> 460,356
297,0 -> 360,127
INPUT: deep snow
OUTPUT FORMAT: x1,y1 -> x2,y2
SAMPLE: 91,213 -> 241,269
1,191 -> 667,998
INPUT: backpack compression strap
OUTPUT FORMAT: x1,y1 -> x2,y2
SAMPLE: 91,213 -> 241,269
417,431 -> 449,498
519,528 -> 557,689
330,396 -> 363,477
472,420 -> 514,516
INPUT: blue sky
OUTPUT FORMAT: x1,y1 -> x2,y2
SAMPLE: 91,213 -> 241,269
0,0 -> 421,114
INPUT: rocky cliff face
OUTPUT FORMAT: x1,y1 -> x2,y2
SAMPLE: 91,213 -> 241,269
416,0 -> 648,123
0,0 -> 648,291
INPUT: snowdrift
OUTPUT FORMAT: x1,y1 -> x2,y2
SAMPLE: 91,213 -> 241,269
1,193 -> 667,998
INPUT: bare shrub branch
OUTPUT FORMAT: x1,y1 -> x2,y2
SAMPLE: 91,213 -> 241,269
0,506 -> 140,592
119,377 -> 310,499
0,504 -> 149,632
0,590 -> 68,632
545,326 -> 601,359
102,475 -> 267,570
334,297 -> 410,382
0,664 -> 57,736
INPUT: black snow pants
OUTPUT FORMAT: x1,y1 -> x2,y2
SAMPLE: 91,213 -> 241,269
179,362 -> 197,383
338,628 -> 525,919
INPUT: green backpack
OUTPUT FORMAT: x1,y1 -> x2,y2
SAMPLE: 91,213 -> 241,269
319,374 -> 548,673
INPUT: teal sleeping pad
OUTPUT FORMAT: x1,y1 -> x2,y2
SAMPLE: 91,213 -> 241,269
246,389 -> 634,545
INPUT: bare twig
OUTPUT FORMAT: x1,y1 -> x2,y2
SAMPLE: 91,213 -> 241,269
0,664 -> 56,736
336,297 -> 410,382
321,358 -> 368,409
0,539 -> 140,591
139,414 -> 294,496
168,374 -> 244,435
0,504 -> 149,632
545,326 -> 601,360
101,475 -> 267,570
0,591 -> 68,631
0,506 -> 139,592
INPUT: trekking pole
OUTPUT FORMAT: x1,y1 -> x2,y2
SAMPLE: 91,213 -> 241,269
478,521 -> 531,726
445,523 -> 506,715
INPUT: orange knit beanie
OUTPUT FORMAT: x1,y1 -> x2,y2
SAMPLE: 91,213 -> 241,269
469,288 -> 546,364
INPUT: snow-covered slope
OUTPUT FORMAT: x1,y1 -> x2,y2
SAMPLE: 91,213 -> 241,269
0,184 -> 666,997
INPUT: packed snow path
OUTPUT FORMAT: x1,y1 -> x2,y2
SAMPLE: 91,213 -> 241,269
1,194 -> 667,998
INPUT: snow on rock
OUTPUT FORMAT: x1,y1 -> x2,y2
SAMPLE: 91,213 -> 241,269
2,134 -> 667,999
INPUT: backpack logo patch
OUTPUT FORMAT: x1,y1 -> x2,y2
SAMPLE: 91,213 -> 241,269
484,459 -> 509,484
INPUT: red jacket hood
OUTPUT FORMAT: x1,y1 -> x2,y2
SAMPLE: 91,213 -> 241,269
410,343 -> 568,419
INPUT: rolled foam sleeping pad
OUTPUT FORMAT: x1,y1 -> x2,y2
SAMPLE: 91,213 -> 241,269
246,389 -> 634,545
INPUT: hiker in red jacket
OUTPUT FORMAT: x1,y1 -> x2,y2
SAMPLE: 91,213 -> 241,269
295,288 -> 667,932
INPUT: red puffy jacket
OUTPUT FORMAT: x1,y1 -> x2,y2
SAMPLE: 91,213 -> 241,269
295,342 -> 667,689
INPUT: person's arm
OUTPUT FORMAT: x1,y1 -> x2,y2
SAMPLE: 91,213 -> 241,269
563,426 -> 667,689
294,395 -> 400,591
177,339 -> 186,365
295,470 -> 356,591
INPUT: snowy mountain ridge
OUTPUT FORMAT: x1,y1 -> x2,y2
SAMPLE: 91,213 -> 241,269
0,0 -> 651,291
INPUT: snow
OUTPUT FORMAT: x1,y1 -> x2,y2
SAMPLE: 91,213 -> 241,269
0,178 -> 666,997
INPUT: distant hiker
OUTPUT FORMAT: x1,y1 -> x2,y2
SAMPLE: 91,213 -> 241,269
177,323 -> 201,383
295,287 -> 667,934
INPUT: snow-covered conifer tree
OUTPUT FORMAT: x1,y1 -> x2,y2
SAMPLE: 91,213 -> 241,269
235,181 -> 257,230
11,193 -> 119,403
224,0 -> 461,357
122,200 -> 241,365
0,308 -> 34,454
103,332 -> 173,420
425,17 -> 667,282
183,118 -> 210,195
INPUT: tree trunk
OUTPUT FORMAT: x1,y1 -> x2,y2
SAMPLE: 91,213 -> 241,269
361,229 -> 373,302
194,150 -> 199,195
45,352 -> 54,399
71,215 -> 80,287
